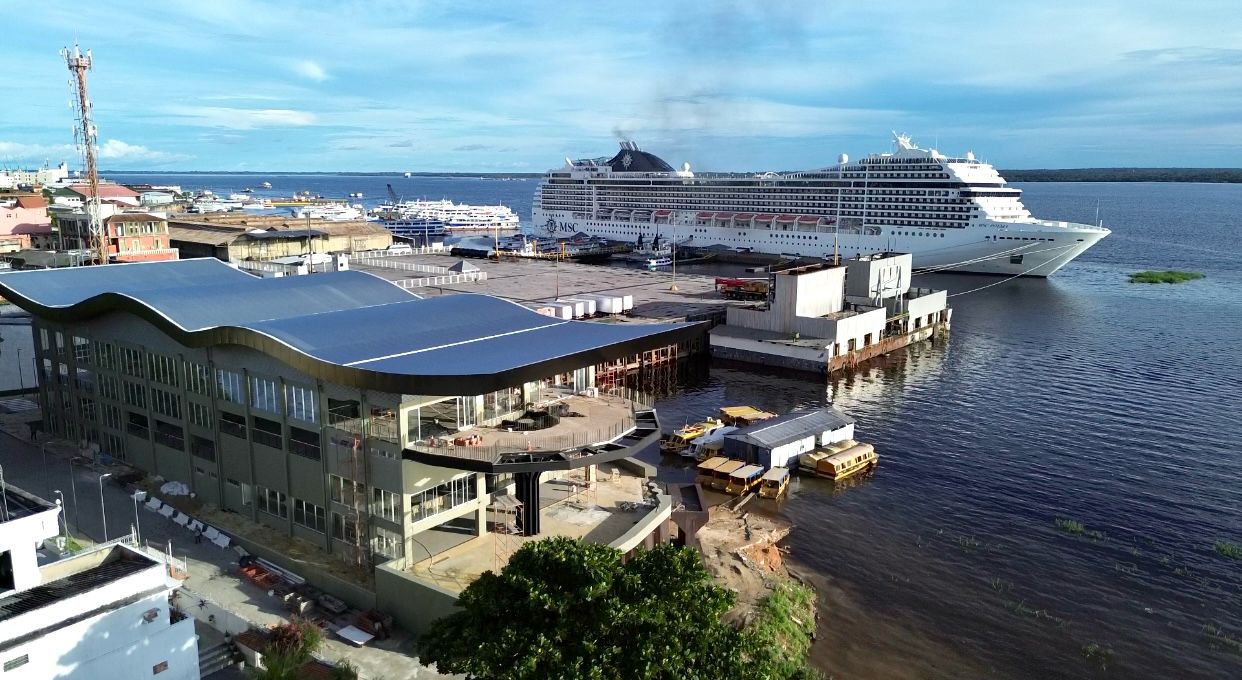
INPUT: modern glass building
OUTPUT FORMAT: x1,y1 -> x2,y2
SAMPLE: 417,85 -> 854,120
0,259 -> 702,568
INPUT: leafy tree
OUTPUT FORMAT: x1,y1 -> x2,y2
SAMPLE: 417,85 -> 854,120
420,537 -> 749,680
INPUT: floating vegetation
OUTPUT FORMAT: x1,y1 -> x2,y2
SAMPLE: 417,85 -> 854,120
1005,599 -> 1069,629
1202,623 -> 1242,655
1113,561 -> 1140,576
1128,270 -> 1204,284
1054,518 -> 1085,535
989,577 -> 1011,593
1081,642 -> 1115,669
1086,529 -> 1107,542
959,535 -> 981,553
1214,541 -> 1242,560
1129,545 -> 1141,558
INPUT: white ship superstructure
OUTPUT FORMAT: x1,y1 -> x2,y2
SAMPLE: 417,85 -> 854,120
532,134 -> 1110,276
374,198 -> 519,232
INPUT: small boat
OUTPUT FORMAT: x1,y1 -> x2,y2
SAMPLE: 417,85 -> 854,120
804,443 -> 877,481
659,417 -> 725,455
718,405 -> 778,427
694,456 -> 731,487
797,439 -> 856,473
239,187 -> 254,193
710,460 -> 746,491
260,181 -> 272,189
724,464 -> 765,495
682,426 -> 737,460
645,256 -> 672,268
757,467 -> 791,499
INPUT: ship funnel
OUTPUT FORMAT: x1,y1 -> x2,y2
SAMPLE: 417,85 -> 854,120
965,150 -> 976,161
838,153 -> 849,164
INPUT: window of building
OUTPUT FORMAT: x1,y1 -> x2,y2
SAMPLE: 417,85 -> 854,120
98,374 -> 119,401
373,526 -> 404,560
289,426 -> 321,461
219,411 -> 246,439
251,416 -> 282,449
185,361 -> 211,395
146,353 -> 179,387
102,403 -> 122,430
0,551 -> 14,592
102,432 -> 126,461
188,401 -> 211,429
151,388 -> 181,419
256,485 -> 287,519
152,661 -> 168,674
78,397 -> 96,423
2,653 -> 28,672
293,498 -> 326,533
127,412 -> 149,439
372,488 -> 401,522
331,512 -> 362,546
73,335 -> 91,364
93,340 -> 117,370
54,331 -> 65,356
122,380 -> 146,409
329,474 -> 365,506
286,383 -> 318,423
249,375 -> 280,413
190,435 -> 215,462
411,475 -> 477,522
215,369 -> 244,404
120,346 -> 144,377
39,328 -> 48,352
154,420 -> 184,450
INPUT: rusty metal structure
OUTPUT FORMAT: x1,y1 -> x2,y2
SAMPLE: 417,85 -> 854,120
62,44 -> 107,265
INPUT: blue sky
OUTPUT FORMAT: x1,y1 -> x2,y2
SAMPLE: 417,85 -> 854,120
2,0 -> 1239,171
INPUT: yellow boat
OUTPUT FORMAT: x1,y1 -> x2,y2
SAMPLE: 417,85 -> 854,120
659,417 -> 724,454
718,405 -> 778,427
709,460 -> 746,491
694,456 -> 731,486
757,467 -> 791,499
724,464 -> 765,495
811,443 -> 877,481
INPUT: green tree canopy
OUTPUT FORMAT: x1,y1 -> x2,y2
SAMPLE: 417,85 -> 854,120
419,537 -> 750,680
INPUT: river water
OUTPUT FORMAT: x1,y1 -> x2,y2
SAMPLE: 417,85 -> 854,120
83,176 -> 1242,677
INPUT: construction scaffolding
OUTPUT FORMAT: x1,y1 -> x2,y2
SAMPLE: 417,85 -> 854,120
489,494 -> 523,572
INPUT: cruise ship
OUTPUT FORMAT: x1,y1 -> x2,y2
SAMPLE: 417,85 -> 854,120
371,198 -> 519,233
532,134 -> 1110,276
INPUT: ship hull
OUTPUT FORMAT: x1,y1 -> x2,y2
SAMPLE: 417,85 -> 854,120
532,210 -> 1107,277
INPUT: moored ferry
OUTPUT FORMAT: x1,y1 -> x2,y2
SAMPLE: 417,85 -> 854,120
532,134 -> 1110,276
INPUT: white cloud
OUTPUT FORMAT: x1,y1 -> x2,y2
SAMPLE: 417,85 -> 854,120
0,141 -> 75,162
291,59 -> 329,82
97,139 -> 190,164
161,106 -> 318,129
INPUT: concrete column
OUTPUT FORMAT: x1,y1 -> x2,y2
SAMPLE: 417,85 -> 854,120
474,474 -> 487,537
514,471 -> 540,536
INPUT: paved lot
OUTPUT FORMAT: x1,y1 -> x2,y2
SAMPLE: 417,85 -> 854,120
0,423 -> 452,680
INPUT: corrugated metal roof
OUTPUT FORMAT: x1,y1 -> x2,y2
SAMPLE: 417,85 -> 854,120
726,408 -> 854,450
0,259 -> 699,392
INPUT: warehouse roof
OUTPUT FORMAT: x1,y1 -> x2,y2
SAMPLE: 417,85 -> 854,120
0,258 -> 701,393
727,407 -> 854,450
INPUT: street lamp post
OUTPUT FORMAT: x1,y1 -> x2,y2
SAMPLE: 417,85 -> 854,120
15,348 -> 23,391
131,492 -> 142,545
98,473 -> 112,542
53,490 -> 67,543
68,460 -> 80,531
40,441 -> 48,495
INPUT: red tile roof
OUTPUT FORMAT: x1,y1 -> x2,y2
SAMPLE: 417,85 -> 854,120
66,183 -> 139,199
13,195 -> 47,209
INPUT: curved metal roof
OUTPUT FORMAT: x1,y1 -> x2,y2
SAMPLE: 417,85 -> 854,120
0,258 -> 702,394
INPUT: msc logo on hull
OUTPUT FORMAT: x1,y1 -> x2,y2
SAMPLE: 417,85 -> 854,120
544,217 -> 578,235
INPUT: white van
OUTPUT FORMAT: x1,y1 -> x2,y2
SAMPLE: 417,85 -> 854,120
386,243 -> 413,255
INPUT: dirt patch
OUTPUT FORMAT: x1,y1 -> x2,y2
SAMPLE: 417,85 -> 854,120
696,505 -> 802,626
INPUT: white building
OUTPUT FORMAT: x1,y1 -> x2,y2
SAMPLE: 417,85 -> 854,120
722,408 -> 855,469
140,192 -> 175,207
710,252 -> 951,373
0,163 -> 70,188
0,486 -> 198,679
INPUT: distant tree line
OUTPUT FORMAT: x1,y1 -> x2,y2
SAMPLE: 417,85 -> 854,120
1002,168 -> 1242,183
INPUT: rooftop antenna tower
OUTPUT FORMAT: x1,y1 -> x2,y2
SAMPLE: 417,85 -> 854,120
62,44 -> 107,265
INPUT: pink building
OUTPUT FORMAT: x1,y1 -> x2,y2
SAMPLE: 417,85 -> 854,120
105,212 -> 178,262
0,195 -> 51,252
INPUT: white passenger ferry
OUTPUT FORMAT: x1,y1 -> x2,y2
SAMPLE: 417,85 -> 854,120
532,134 -> 1110,276
372,199 -> 519,233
